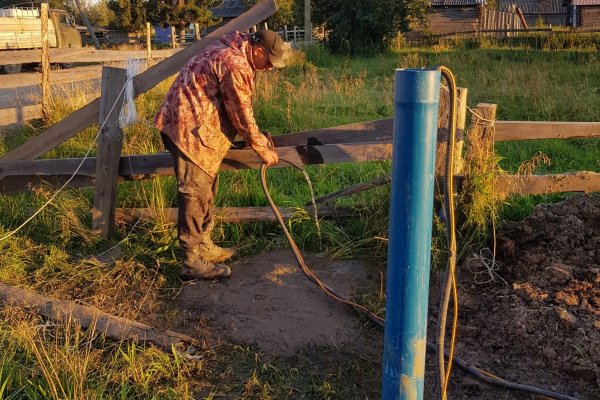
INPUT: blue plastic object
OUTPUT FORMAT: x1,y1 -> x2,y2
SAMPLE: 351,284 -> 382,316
382,68 -> 441,399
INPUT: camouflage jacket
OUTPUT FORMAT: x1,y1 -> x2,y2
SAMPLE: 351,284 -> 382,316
154,31 -> 270,178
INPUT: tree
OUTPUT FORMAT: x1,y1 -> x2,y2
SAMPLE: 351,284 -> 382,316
146,0 -> 218,44
312,0 -> 429,55
107,0 -> 147,31
85,0 -> 115,27
243,0 -> 295,29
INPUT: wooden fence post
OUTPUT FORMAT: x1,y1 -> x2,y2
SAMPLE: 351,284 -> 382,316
171,26 -> 176,49
194,23 -> 201,40
283,25 -> 288,41
41,3 -> 50,122
146,22 -> 152,63
464,103 -> 497,179
435,87 -> 468,177
92,67 -> 128,238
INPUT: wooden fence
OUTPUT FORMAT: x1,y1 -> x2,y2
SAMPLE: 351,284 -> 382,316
480,8 -> 523,33
0,1 -> 599,238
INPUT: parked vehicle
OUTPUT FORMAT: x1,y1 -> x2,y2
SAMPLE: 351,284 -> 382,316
0,6 -> 82,73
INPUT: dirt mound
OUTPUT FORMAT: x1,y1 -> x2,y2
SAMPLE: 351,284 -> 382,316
176,250 -> 382,356
453,194 -> 600,399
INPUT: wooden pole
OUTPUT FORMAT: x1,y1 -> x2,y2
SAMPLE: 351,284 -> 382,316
74,0 -> 101,49
40,3 -> 50,122
454,88 -> 468,175
464,103 -> 498,189
194,23 -> 200,40
170,26 -> 176,49
92,67 -> 128,238
516,6 -> 529,30
0,281 -> 196,351
146,22 -> 152,63
304,0 -> 312,43
435,87 -> 467,176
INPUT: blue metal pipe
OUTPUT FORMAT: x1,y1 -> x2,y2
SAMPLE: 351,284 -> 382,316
382,68 -> 441,400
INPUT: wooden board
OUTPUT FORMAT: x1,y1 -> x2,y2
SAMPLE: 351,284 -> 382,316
0,103 -> 42,126
0,48 -> 181,65
268,119 -> 393,146
0,142 -> 393,194
495,121 -> 600,141
0,92 -> 100,127
500,172 -> 600,195
0,0 -> 278,161
115,205 -> 353,224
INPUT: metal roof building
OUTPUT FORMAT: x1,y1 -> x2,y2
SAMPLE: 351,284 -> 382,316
211,0 -> 248,19
430,0 -> 486,6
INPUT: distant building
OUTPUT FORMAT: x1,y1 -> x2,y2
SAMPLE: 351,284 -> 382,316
423,0 -> 488,35
407,0 -> 526,38
498,0 -> 566,26
211,0 -> 248,23
565,0 -> 600,27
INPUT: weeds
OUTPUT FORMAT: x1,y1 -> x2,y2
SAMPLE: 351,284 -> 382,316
0,307 -> 198,399
0,41 -> 599,397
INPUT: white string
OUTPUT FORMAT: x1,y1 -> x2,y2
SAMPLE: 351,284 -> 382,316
118,58 -> 143,128
0,82 -> 130,243
466,247 -> 507,285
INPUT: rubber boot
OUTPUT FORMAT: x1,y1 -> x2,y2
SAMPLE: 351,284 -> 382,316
198,220 -> 236,263
181,247 -> 231,280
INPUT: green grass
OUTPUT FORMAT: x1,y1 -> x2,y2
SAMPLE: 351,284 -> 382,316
0,41 -> 599,398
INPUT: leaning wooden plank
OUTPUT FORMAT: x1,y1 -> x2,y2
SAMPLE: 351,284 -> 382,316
115,205 -> 353,224
0,0 -> 278,162
495,121 -> 600,141
0,281 -> 196,351
0,48 -> 181,65
499,172 -> 600,194
0,141 -> 392,183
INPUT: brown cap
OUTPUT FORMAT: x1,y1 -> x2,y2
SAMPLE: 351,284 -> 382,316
251,30 -> 285,68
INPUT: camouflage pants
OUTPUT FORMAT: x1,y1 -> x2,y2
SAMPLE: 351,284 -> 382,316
161,133 -> 219,252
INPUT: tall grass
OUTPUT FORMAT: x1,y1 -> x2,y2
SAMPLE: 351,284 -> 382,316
0,307 -> 196,399
0,42 -> 599,397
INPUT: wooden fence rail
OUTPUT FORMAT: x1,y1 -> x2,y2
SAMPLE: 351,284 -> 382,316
0,48 -> 181,66
1,116 -> 599,196
0,93 -> 100,128
0,0 -> 598,234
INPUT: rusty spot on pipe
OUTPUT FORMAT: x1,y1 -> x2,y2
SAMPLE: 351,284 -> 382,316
400,375 -> 417,400
412,338 -> 426,378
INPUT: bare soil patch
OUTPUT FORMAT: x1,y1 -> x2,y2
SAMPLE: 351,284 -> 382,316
176,250 -> 382,356
172,194 -> 599,399
449,193 -> 600,399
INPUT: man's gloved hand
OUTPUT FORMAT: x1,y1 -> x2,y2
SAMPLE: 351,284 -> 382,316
261,149 -> 279,166
260,131 -> 278,166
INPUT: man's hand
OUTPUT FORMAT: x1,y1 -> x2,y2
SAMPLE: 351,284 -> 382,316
261,149 -> 279,166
